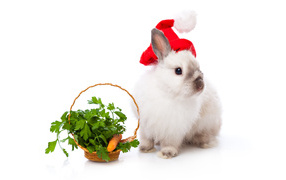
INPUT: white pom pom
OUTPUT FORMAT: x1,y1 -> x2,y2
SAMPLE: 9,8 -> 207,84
174,10 -> 197,33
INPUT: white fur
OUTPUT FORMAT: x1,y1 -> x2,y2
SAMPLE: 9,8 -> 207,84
174,10 -> 197,33
134,50 -> 222,158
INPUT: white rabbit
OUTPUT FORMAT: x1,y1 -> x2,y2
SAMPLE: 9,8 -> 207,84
134,28 -> 222,159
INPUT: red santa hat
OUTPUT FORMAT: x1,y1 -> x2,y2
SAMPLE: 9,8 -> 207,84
140,11 -> 197,66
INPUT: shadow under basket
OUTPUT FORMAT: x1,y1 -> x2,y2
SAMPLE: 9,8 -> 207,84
68,83 -> 140,162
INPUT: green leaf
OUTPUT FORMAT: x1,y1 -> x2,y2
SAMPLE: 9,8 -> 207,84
62,148 -> 69,157
62,122 -> 72,131
77,110 -> 85,119
99,121 -> 105,127
91,96 -> 99,104
90,109 -> 99,115
68,136 -> 78,151
88,116 -> 99,125
61,111 -> 69,121
117,139 -> 140,153
74,120 -> 85,131
50,121 -> 62,133
87,146 -> 95,153
96,145 -> 110,162
98,98 -> 104,108
45,140 -> 57,154
80,124 -> 92,141
92,120 -> 105,130
114,111 -> 127,121
89,139 -> 95,145
99,109 -> 109,118
130,139 -> 140,147
99,134 -> 107,145
73,134 -> 79,142
69,111 -> 78,121
60,137 -> 69,143
107,103 -> 115,111
92,122 -> 100,130
119,142 -> 131,153
88,96 -> 103,105
84,109 -> 98,121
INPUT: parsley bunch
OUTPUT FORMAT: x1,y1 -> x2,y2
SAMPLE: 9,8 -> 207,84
45,96 -> 139,162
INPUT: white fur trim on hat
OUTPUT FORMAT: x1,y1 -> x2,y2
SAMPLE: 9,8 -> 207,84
174,10 -> 197,33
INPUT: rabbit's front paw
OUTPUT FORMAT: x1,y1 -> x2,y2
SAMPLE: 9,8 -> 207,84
157,146 -> 178,159
140,145 -> 156,153
139,138 -> 156,153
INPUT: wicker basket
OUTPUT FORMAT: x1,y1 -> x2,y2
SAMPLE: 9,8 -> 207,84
68,83 -> 140,162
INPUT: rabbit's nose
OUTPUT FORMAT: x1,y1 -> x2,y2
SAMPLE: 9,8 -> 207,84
194,76 -> 204,91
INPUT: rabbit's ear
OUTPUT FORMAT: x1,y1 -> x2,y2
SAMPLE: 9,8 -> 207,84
151,28 -> 171,60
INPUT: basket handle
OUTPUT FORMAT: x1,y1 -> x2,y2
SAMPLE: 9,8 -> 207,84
68,83 -> 140,143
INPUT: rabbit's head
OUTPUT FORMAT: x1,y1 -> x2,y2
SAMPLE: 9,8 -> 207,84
151,28 -> 204,98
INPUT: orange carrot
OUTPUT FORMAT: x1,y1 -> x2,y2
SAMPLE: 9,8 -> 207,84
107,134 -> 122,152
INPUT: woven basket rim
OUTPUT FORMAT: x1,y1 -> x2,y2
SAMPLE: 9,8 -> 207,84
84,149 -> 121,162
74,139 -> 121,154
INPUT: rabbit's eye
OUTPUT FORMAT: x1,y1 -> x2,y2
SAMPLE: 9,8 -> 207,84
175,68 -> 182,75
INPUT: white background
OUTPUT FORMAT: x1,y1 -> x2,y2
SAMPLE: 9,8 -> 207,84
1,0 -> 286,179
